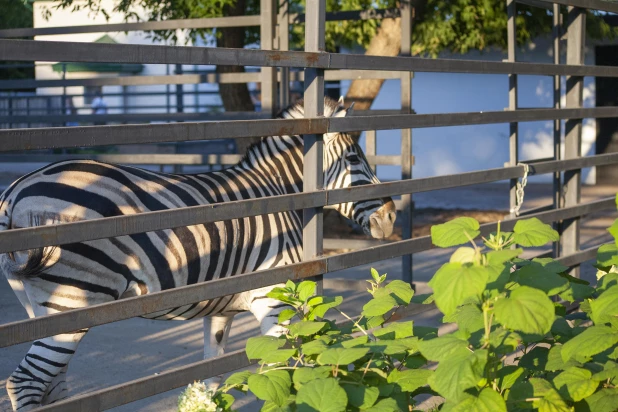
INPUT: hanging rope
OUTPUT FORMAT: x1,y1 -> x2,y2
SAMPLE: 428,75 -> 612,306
510,163 -> 529,217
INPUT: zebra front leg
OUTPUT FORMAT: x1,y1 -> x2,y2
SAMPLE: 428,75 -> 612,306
7,330 -> 86,411
202,315 -> 234,391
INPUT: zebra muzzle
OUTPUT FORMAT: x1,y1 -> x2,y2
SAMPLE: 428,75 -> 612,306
368,200 -> 396,239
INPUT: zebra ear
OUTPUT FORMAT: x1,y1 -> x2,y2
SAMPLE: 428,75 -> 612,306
333,101 -> 354,118
338,96 -> 345,106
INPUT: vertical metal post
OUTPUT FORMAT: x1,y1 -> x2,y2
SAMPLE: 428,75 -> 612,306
552,4 -> 562,258
261,0 -> 277,116
507,0 -> 519,219
400,2 -> 414,286
303,0 -> 325,294
278,0 -> 290,108
366,130 -> 377,173
563,6 -> 585,277
175,64 -> 184,114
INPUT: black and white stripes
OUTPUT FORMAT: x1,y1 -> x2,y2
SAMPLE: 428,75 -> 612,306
1,97 -> 396,411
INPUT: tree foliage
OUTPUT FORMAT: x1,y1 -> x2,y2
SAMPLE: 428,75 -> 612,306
0,0 -> 34,82
40,0 -> 618,56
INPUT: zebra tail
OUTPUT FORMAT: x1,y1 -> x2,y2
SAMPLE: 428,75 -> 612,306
0,202 -> 56,279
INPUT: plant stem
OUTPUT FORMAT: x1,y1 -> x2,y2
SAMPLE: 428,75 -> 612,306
337,308 -> 369,336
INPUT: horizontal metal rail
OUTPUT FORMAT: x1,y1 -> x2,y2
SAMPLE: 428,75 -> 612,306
0,109 -> 405,128
0,70 -> 402,90
547,0 -> 618,13
0,153 -> 616,255
0,194 -> 612,349
0,153 -> 399,167
0,9 -> 399,39
0,112 -> 270,124
3,40 -> 618,78
2,107 -> 617,152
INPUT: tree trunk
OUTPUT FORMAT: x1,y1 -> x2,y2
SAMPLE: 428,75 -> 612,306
217,0 -> 262,154
344,17 -> 402,141
344,0 -> 428,141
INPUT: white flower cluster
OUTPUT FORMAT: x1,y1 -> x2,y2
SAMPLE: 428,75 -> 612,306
177,381 -> 223,412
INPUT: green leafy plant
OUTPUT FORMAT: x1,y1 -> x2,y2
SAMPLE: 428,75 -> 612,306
179,198 -> 618,411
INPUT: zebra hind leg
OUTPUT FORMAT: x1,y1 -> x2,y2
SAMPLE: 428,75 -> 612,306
41,365 -> 68,405
7,330 -> 87,411
249,295 -> 291,337
202,315 -> 234,391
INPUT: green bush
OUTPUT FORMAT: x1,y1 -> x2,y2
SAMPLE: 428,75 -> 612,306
180,199 -> 618,411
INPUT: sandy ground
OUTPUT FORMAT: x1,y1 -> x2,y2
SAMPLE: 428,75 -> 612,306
0,182 -> 616,411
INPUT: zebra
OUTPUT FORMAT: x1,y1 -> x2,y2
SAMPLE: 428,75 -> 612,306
1,96 -> 396,411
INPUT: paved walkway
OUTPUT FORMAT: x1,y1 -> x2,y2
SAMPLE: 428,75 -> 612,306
0,183 -> 616,411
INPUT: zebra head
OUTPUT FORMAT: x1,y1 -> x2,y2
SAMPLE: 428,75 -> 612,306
322,97 -> 397,239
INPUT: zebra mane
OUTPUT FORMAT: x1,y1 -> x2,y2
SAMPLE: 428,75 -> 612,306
239,96 -> 346,164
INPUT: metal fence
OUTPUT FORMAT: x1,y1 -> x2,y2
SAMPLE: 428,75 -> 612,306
0,0 -> 618,410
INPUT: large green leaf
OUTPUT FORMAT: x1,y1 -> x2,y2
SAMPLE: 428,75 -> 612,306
260,349 -> 297,364
341,384 -> 379,409
297,281 -> 316,302
387,369 -> 433,392
597,243 -> 618,267
293,366 -> 331,389
576,388 -> 618,412
545,345 -> 582,372
362,295 -> 397,317
261,401 -> 292,412
366,337 -> 419,355
592,361 -> 618,382
512,263 -> 570,296
248,370 -> 292,407
225,370 -> 251,386
519,346 -> 549,371
531,257 -> 569,274
494,286 -> 555,335
590,286 -> 618,326
559,282 -> 595,303
441,388 -> 506,412
487,248 -> 523,265
301,338 -> 329,356
362,398 -> 400,412
417,334 -> 470,362
428,262 -> 488,316
609,219 -> 618,246
427,350 -> 487,401
431,217 -> 480,247
317,347 -> 369,366
561,326 -> 618,362
446,303 -> 485,335
450,247 -> 478,264
512,218 -> 559,247
307,296 -> 343,320
496,366 -> 524,391
247,336 -> 284,360
509,378 -> 570,412
553,367 -> 600,402
373,321 -> 413,340
296,378 -> 347,412
384,280 -> 414,305
287,321 -> 326,337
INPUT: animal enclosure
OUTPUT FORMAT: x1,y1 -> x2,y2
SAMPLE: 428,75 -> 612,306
1,0 -> 618,410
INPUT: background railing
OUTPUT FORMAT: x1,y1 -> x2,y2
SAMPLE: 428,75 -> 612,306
0,0 -> 617,410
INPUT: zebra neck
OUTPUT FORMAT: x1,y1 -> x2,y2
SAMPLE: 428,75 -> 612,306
237,134 -> 305,196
